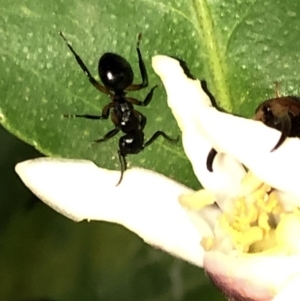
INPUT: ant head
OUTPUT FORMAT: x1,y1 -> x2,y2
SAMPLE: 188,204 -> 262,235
253,96 -> 300,151
119,132 -> 144,155
98,53 -> 134,92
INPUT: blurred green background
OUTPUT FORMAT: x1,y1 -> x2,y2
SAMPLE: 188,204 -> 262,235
0,126 -> 224,300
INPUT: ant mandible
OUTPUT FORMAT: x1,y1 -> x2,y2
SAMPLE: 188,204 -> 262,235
59,31 -> 178,185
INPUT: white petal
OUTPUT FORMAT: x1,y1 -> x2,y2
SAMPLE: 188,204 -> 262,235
193,105 -> 300,199
272,275 -> 300,301
15,157 -> 213,266
152,55 -> 245,201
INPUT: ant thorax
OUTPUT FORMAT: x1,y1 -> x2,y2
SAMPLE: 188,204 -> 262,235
113,102 -> 140,132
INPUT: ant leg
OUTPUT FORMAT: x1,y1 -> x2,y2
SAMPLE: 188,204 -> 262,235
126,33 -> 148,91
100,102 -> 114,119
59,31 -> 112,96
140,113 -> 147,130
143,131 -> 179,148
136,33 -> 148,87
126,85 -> 158,106
64,114 -> 102,120
133,110 -> 147,130
206,148 -> 217,172
94,128 -> 119,143
64,102 -> 114,120
116,151 -> 127,186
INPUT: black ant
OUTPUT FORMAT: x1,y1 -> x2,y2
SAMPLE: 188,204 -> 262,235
59,31 -> 178,185
206,82 -> 300,172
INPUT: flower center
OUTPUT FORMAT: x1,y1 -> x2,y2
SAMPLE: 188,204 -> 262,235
180,172 -> 300,255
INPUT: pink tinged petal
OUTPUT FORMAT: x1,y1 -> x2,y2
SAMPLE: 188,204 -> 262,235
152,55 -> 245,202
204,251 -> 300,301
15,158 -> 213,266
194,106 -> 300,199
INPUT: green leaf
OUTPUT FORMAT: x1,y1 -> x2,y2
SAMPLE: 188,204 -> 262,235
1,0 -> 300,190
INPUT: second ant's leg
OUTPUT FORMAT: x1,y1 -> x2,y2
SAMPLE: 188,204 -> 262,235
94,128 -> 119,143
206,148 -> 217,172
126,33 -> 148,91
143,131 -> 179,148
126,85 -> 158,106
59,31 -> 112,96
271,113 -> 291,151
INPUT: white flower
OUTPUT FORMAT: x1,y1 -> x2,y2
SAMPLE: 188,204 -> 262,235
15,55 -> 300,301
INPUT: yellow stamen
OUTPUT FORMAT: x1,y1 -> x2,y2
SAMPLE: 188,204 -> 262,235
201,237 -> 214,251
181,171 -> 300,255
179,189 -> 216,210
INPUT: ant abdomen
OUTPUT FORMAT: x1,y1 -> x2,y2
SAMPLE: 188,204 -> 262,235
119,131 -> 144,155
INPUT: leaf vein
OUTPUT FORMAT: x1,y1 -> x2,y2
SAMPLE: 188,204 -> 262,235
191,0 -> 232,112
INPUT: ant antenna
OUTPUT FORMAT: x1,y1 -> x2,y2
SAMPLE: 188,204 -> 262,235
274,81 -> 280,98
59,31 -> 69,43
136,33 -> 142,48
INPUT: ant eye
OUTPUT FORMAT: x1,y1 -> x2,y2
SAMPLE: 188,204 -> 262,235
263,105 -> 271,113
